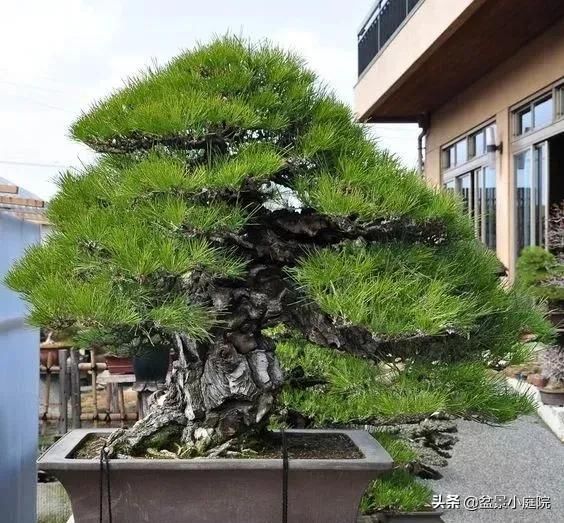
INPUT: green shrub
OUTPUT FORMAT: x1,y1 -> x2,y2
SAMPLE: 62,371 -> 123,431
516,246 -> 564,302
360,469 -> 433,514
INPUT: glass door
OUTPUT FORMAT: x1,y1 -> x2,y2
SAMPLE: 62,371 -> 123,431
515,142 -> 549,255
478,166 -> 496,250
534,141 -> 549,248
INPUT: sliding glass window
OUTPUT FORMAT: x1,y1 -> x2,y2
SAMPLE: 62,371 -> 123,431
444,167 -> 496,250
515,143 -> 548,255
481,167 -> 497,251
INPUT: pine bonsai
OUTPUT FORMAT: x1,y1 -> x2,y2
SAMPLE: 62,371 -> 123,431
6,36 -> 549,457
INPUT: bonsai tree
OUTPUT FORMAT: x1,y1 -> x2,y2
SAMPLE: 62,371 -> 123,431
547,202 -> 564,262
516,246 -> 564,304
6,36 -> 549,457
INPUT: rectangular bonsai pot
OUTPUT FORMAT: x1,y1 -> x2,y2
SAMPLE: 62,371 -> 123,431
39,428 -> 394,523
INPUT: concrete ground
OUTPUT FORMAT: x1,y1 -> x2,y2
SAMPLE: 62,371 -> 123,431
428,415 -> 564,522
37,482 -> 71,523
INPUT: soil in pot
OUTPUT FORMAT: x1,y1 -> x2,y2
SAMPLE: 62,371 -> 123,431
133,348 -> 170,382
71,431 -> 364,460
539,388 -> 564,406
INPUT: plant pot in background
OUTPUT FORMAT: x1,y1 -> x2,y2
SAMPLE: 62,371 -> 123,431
105,355 -> 134,375
539,388 -> 564,406
527,373 -> 549,388
548,308 -> 564,330
39,349 -> 59,368
133,349 -> 171,382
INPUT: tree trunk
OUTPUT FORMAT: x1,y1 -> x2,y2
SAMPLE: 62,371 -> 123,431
109,333 -> 283,456
108,265 -> 285,457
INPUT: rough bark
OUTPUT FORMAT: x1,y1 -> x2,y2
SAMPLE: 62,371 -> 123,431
218,208 -> 449,267
108,264 -> 285,456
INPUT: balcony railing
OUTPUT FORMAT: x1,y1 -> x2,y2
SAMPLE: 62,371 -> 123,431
358,0 -> 423,76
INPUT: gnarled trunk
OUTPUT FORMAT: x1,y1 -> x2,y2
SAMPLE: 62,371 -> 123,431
108,265 -> 285,457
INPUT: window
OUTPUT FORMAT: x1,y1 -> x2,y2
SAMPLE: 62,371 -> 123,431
469,130 -> 485,158
443,168 -> 497,250
441,122 -> 497,250
515,94 -> 555,136
517,106 -> 533,135
455,139 -> 467,166
533,96 -> 553,129
515,143 -> 548,255
442,122 -> 492,170
444,179 -> 455,192
443,146 -> 455,170
480,167 -> 497,250
556,85 -> 564,119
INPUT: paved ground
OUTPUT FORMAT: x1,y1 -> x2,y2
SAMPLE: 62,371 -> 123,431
428,415 -> 563,522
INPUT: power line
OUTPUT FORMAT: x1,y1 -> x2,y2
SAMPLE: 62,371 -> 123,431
0,79 -> 67,95
1,93 -> 73,113
0,159 -> 71,169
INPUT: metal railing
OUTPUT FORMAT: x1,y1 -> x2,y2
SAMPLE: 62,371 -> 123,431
358,0 -> 423,76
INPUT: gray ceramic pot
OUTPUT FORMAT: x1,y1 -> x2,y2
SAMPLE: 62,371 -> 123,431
38,428 -> 394,523
539,388 -> 564,406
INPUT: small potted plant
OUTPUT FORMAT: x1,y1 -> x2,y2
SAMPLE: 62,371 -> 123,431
130,334 -> 172,383
76,329 -> 171,380
360,469 -> 443,522
539,346 -> 564,405
516,245 -> 564,329
74,329 -> 134,375
360,432 -> 444,522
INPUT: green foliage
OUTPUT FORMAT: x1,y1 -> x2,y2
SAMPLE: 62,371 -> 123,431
404,363 -> 535,423
292,241 -> 547,353
372,432 -> 418,466
148,299 -> 214,341
360,433 -> 427,514
295,151 -> 470,236
277,338 -> 534,424
360,470 -> 433,514
516,246 -> 564,302
71,37 -> 317,142
24,275 -> 141,330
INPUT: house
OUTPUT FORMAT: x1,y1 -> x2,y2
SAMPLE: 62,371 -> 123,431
0,177 -> 49,238
355,0 -> 564,276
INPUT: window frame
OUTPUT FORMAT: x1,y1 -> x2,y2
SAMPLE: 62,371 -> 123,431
441,120 -> 495,174
512,81 -> 564,139
443,166 -> 497,250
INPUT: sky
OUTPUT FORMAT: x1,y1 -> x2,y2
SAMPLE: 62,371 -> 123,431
1,0 -> 418,200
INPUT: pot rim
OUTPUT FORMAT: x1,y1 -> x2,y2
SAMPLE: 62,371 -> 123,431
539,387 -> 564,393
38,428 -> 394,473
